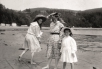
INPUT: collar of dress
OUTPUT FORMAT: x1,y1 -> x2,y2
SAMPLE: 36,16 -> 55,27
31,22 -> 38,26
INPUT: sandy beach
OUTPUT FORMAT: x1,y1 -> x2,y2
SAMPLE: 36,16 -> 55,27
0,27 -> 102,69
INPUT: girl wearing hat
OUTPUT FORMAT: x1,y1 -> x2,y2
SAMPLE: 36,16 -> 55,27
18,15 -> 47,64
60,28 -> 78,69
42,13 -> 64,69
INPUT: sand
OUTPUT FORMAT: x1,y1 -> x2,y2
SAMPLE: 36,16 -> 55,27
0,27 -> 102,69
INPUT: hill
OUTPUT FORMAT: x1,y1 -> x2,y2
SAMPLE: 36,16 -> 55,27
1,2 -> 102,28
80,7 -> 102,13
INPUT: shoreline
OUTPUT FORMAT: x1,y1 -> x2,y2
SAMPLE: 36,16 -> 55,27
0,27 -> 102,35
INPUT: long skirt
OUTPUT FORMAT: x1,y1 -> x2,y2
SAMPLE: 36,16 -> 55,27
46,34 -> 61,59
23,34 -> 41,53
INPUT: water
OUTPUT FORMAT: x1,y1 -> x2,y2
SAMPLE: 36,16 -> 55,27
71,28 -> 102,35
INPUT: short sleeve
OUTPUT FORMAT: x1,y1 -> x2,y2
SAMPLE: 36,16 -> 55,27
60,23 -> 64,28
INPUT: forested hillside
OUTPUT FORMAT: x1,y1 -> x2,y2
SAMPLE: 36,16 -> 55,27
1,3 -> 102,28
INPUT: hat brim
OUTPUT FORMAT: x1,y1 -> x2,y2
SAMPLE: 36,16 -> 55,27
52,12 -> 61,17
33,17 -> 47,22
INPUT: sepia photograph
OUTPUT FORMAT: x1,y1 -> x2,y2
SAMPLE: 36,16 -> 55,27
0,0 -> 102,69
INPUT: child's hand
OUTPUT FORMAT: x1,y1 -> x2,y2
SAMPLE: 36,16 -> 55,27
72,53 -> 75,57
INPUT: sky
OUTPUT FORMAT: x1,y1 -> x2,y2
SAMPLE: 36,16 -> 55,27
0,0 -> 102,11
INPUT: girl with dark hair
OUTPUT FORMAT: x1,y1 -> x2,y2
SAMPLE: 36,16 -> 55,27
63,28 -> 73,36
18,15 -> 47,64
60,28 -> 78,69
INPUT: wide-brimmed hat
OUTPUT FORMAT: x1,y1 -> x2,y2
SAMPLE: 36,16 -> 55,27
48,12 -> 61,18
33,15 -> 47,22
53,12 -> 61,17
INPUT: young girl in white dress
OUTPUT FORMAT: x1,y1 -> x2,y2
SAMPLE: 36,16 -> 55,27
18,15 -> 47,64
60,28 -> 78,69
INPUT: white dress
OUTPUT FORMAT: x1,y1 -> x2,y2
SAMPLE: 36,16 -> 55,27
60,36 -> 78,63
23,22 -> 42,53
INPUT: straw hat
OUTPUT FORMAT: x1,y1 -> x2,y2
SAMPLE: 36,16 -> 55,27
33,15 -> 47,22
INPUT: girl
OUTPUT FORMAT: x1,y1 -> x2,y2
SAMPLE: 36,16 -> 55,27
60,28 -> 78,69
18,15 -> 47,64
42,12 -> 64,69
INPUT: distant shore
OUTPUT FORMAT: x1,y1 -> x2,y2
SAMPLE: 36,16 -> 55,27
0,26 -> 102,35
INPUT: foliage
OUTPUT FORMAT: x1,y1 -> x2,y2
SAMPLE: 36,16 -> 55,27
0,4 -> 31,26
1,3 -> 102,28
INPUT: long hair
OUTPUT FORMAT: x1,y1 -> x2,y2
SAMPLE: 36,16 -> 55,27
31,18 -> 42,29
64,28 -> 73,36
36,21 -> 42,29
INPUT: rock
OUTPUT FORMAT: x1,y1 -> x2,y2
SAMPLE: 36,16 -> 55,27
93,67 -> 97,69
27,61 -> 30,63
4,44 -> 8,46
1,33 -> 5,34
12,34 -> 15,35
19,48 -> 25,50
0,29 -> 5,31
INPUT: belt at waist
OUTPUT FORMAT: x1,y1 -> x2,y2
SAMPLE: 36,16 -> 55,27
50,33 -> 60,35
